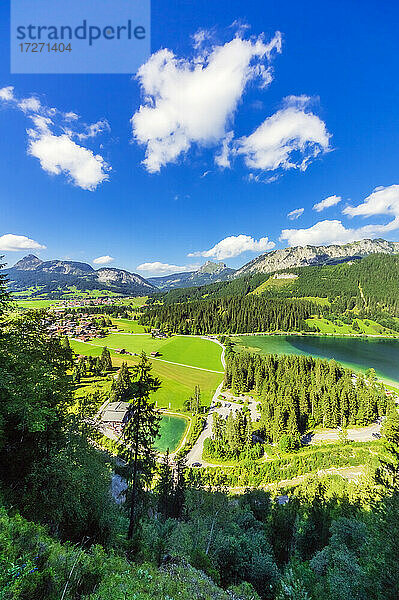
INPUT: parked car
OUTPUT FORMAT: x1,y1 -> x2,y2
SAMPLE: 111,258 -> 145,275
192,462 -> 202,467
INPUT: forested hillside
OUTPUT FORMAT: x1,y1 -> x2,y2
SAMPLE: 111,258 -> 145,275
143,255 -> 399,333
141,296 -> 318,334
149,254 -> 399,313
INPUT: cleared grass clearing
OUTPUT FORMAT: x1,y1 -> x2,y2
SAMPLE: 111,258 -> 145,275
70,339 -> 222,411
250,277 -> 294,295
111,317 -> 146,333
87,334 -> 223,372
306,317 -> 396,335
15,299 -> 62,309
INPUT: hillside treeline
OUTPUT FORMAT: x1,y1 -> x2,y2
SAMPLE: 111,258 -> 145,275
148,254 -> 399,317
225,353 -> 389,442
140,296 -> 317,334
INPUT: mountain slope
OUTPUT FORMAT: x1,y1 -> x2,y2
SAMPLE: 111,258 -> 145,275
234,238 -> 399,277
6,255 -> 157,298
148,261 -> 235,290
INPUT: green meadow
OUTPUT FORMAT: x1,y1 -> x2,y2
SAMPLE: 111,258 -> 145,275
70,339 -> 222,411
15,299 -> 62,309
111,317 -> 146,333
87,333 -> 223,372
306,316 -> 395,335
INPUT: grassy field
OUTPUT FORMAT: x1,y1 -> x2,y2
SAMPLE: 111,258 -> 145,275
70,339 -> 222,411
306,316 -> 395,335
86,334 -> 223,372
15,299 -> 62,309
111,318 -> 146,333
250,276 -> 294,295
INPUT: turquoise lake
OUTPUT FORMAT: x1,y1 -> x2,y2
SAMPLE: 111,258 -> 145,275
235,335 -> 399,386
154,415 -> 187,453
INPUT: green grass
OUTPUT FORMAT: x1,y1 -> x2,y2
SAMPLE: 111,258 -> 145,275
15,299 -> 62,309
86,334 -> 223,372
111,317 -> 146,333
306,316 -> 396,335
250,276 -> 295,295
70,339 -> 222,411
294,296 -> 331,306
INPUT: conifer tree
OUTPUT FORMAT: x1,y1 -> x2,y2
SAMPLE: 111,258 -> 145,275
121,352 -> 161,540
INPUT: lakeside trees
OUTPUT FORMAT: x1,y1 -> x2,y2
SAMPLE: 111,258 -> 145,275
225,353 -> 389,447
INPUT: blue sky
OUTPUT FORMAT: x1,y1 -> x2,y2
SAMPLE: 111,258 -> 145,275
1,0 -> 399,276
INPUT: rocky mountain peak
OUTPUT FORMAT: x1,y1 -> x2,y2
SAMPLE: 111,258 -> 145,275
197,261 -> 228,274
234,238 -> 399,277
13,255 -> 43,271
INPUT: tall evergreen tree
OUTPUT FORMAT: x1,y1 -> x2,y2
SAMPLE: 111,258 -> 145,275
121,352 -> 161,540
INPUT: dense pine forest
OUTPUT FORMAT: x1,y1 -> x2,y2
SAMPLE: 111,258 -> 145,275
225,353 -> 389,446
147,254 -> 399,314
141,296 -> 317,334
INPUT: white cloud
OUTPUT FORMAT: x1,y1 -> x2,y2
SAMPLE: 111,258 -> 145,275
215,131 -> 234,168
28,125 -> 110,191
237,96 -> 330,172
188,234 -> 275,260
93,255 -> 114,265
343,185 -> 399,220
280,220 -> 357,247
0,86 -> 14,101
132,31 -> 282,172
136,262 -> 199,274
287,207 -> 304,220
0,86 -> 110,190
18,97 -> 41,113
313,194 -> 341,212
280,184 -> 399,246
0,233 -> 46,252
75,119 -> 110,140
64,111 -> 79,121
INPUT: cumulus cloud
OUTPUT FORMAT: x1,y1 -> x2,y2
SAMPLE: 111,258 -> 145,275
27,117 -> 110,191
188,234 -> 275,260
136,262 -> 199,274
237,96 -> 330,172
280,220 -> 356,246
132,30 -> 282,172
0,86 -> 14,101
0,233 -> 46,252
93,255 -> 114,265
343,185 -> 399,221
280,185 -> 399,246
287,207 -> 304,220
0,86 -> 110,190
313,194 -> 341,212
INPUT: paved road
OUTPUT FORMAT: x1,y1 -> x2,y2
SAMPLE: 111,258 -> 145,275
185,381 -> 224,467
308,422 -> 382,444
185,352 -> 263,467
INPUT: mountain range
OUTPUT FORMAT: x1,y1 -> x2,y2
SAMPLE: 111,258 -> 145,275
5,255 -> 157,297
234,238 -> 399,277
5,238 -> 399,298
148,261 -> 236,290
